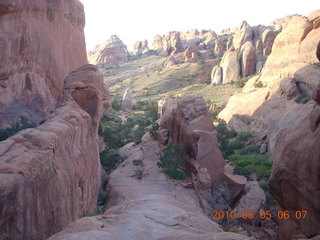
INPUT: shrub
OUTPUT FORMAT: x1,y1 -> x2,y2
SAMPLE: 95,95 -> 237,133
0,117 -> 35,142
98,189 -> 108,206
157,143 -> 186,171
163,168 -> 186,180
148,122 -> 159,140
134,168 -> 144,180
100,149 -> 124,174
239,145 -> 260,155
229,153 -> 271,181
235,78 -> 247,88
133,125 -> 146,144
254,81 -> 263,88
236,131 -> 252,142
132,159 -> 143,166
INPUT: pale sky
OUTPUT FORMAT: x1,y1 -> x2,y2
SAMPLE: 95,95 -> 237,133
79,0 -> 319,52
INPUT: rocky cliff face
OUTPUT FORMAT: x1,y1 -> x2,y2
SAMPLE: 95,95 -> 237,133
218,10 -> 320,239
0,0 -> 88,128
89,35 -> 129,68
158,96 -> 224,189
0,64 -> 109,240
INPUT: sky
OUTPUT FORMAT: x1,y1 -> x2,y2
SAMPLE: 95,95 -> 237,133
79,0 -> 319,52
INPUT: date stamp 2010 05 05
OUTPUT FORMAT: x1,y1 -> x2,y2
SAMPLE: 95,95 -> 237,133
211,210 -> 307,220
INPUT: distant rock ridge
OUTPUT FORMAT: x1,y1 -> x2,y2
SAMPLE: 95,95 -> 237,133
211,21 -> 279,84
0,0 -> 88,128
88,35 -> 129,68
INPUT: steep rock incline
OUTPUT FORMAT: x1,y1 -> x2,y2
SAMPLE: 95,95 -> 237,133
0,0 -> 87,127
89,35 -> 129,68
48,137 -> 254,240
159,96 -> 224,189
0,64 -> 109,240
269,85 -> 320,239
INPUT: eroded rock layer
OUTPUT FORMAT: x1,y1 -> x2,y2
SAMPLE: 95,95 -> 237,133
0,64 -> 108,240
159,96 -> 224,189
0,0 -> 88,127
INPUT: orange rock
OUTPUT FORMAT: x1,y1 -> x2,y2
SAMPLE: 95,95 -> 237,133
0,0 -> 88,128
0,64 -> 108,240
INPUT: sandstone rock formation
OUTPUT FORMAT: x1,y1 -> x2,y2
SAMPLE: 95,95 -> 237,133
159,96 -> 224,189
0,0 -> 88,128
211,66 -> 223,85
268,84 -> 320,240
133,40 -> 149,55
184,45 -> 199,63
89,35 -> 129,68
150,29 -> 227,56
0,64 -> 109,240
218,10 -> 320,239
212,20 -> 279,84
220,48 -> 240,83
48,135 -> 253,240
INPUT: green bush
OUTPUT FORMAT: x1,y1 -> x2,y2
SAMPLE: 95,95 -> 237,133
216,121 -> 237,158
229,153 -> 271,181
0,117 -> 35,142
157,143 -> 187,179
239,145 -> 260,155
254,81 -> 263,88
163,168 -> 186,180
132,159 -> 143,166
157,143 -> 186,171
236,131 -> 252,142
100,149 -> 124,174
112,96 -> 122,111
235,78 -> 248,88
148,122 -> 159,140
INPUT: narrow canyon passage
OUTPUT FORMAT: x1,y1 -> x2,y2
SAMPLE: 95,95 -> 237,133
48,137 -> 253,240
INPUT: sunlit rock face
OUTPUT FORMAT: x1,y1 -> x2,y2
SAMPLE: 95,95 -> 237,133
88,35 -> 129,68
0,64 -> 109,240
0,0 -> 88,128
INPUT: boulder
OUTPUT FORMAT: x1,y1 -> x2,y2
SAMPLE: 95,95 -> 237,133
278,77 -> 299,100
240,42 -> 257,77
133,40 -> 149,55
159,96 -> 224,189
221,173 -> 248,203
234,181 -> 266,222
220,48 -> 240,83
211,66 -> 223,85
88,35 -> 129,68
0,0 -> 88,128
184,45 -> 198,59
0,64 -> 109,240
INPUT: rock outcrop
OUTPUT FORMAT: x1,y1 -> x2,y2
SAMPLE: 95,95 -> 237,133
133,40 -> 149,55
89,35 -> 129,68
48,135 -> 253,240
218,10 -> 320,239
150,29 -> 227,56
0,0 -> 88,128
0,64 -> 109,240
269,84 -> 320,240
159,96 -> 224,189
212,21 -> 279,84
